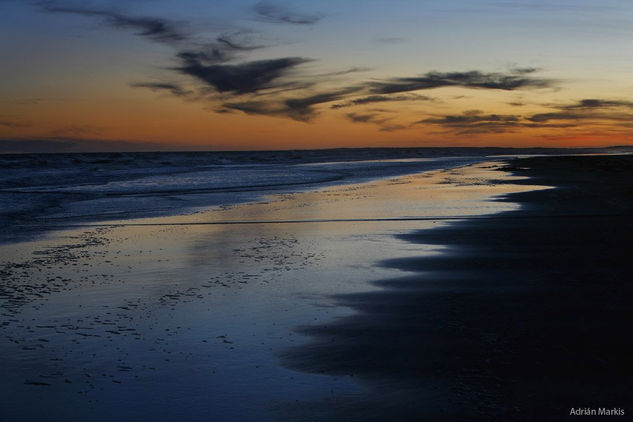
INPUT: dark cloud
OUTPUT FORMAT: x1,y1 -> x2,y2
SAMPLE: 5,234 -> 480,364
368,70 -> 552,94
221,101 -> 282,117
223,88 -> 361,121
331,94 -> 434,109
421,110 -> 520,125
375,37 -> 406,44
36,1 -> 188,43
129,82 -> 193,97
509,67 -> 540,75
344,112 -> 407,132
418,110 -> 522,134
528,99 -> 633,123
248,81 -> 317,96
283,88 -> 361,121
379,124 -> 407,132
521,123 -> 577,129
216,35 -> 264,51
254,1 -> 323,25
417,107 -> 600,135
177,56 -> 311,94
563,98 -> 633,110
346,112 -> 379,123
176,48 -> 232,66
527,112 -> 580,123
316,67 -> 372,78
527,111 -> 633,123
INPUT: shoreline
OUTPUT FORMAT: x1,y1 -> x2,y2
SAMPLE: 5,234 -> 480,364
282,154 -> 633,420
0,153 -> 493,246
0,160 -> 535,421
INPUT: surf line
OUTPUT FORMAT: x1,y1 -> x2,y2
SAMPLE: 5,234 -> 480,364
20,213 -> 633,228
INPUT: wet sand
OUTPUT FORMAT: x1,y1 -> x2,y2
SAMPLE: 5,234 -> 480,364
0,162 -> 535,421
284,154 -> 633,420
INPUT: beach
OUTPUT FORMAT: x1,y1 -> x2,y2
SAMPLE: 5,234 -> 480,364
284,154 -> 633,420
1,153 -> 631,420
6,1 -> 633,419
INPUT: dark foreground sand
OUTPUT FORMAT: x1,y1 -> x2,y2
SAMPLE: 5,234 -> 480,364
283,155 -> 633,421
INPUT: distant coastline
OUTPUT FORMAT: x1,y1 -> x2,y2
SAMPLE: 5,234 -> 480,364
2,140 -> 633,155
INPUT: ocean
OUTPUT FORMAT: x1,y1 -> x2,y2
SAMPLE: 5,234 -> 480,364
0,148 -> 508,244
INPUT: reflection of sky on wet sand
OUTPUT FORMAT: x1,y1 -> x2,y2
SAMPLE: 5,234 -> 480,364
137,161 -> 545,225
0,162 -> 547,421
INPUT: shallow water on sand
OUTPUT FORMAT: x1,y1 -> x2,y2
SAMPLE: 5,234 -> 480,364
0,151 -> 488,244
0,162 -> 544,421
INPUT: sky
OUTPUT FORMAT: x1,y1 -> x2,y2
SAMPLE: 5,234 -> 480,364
2,0 -> 633,151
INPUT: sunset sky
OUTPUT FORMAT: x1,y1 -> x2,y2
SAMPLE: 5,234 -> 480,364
2,0 -> 633,151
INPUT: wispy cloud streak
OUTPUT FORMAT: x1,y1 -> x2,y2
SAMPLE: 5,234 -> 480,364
528,98 -> 633,123
129,82 -> 193,97
416,98 -> 633,135
331,94 -> 434,109
368,70 -> 552,94
417,110 -> 521,134
254,1 -> 323,25
36,1 -> 188,43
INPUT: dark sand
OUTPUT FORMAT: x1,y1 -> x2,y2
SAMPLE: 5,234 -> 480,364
283,155 -> 633,421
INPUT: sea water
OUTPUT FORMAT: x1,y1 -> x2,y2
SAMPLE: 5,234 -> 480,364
0,149 -> 490,244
